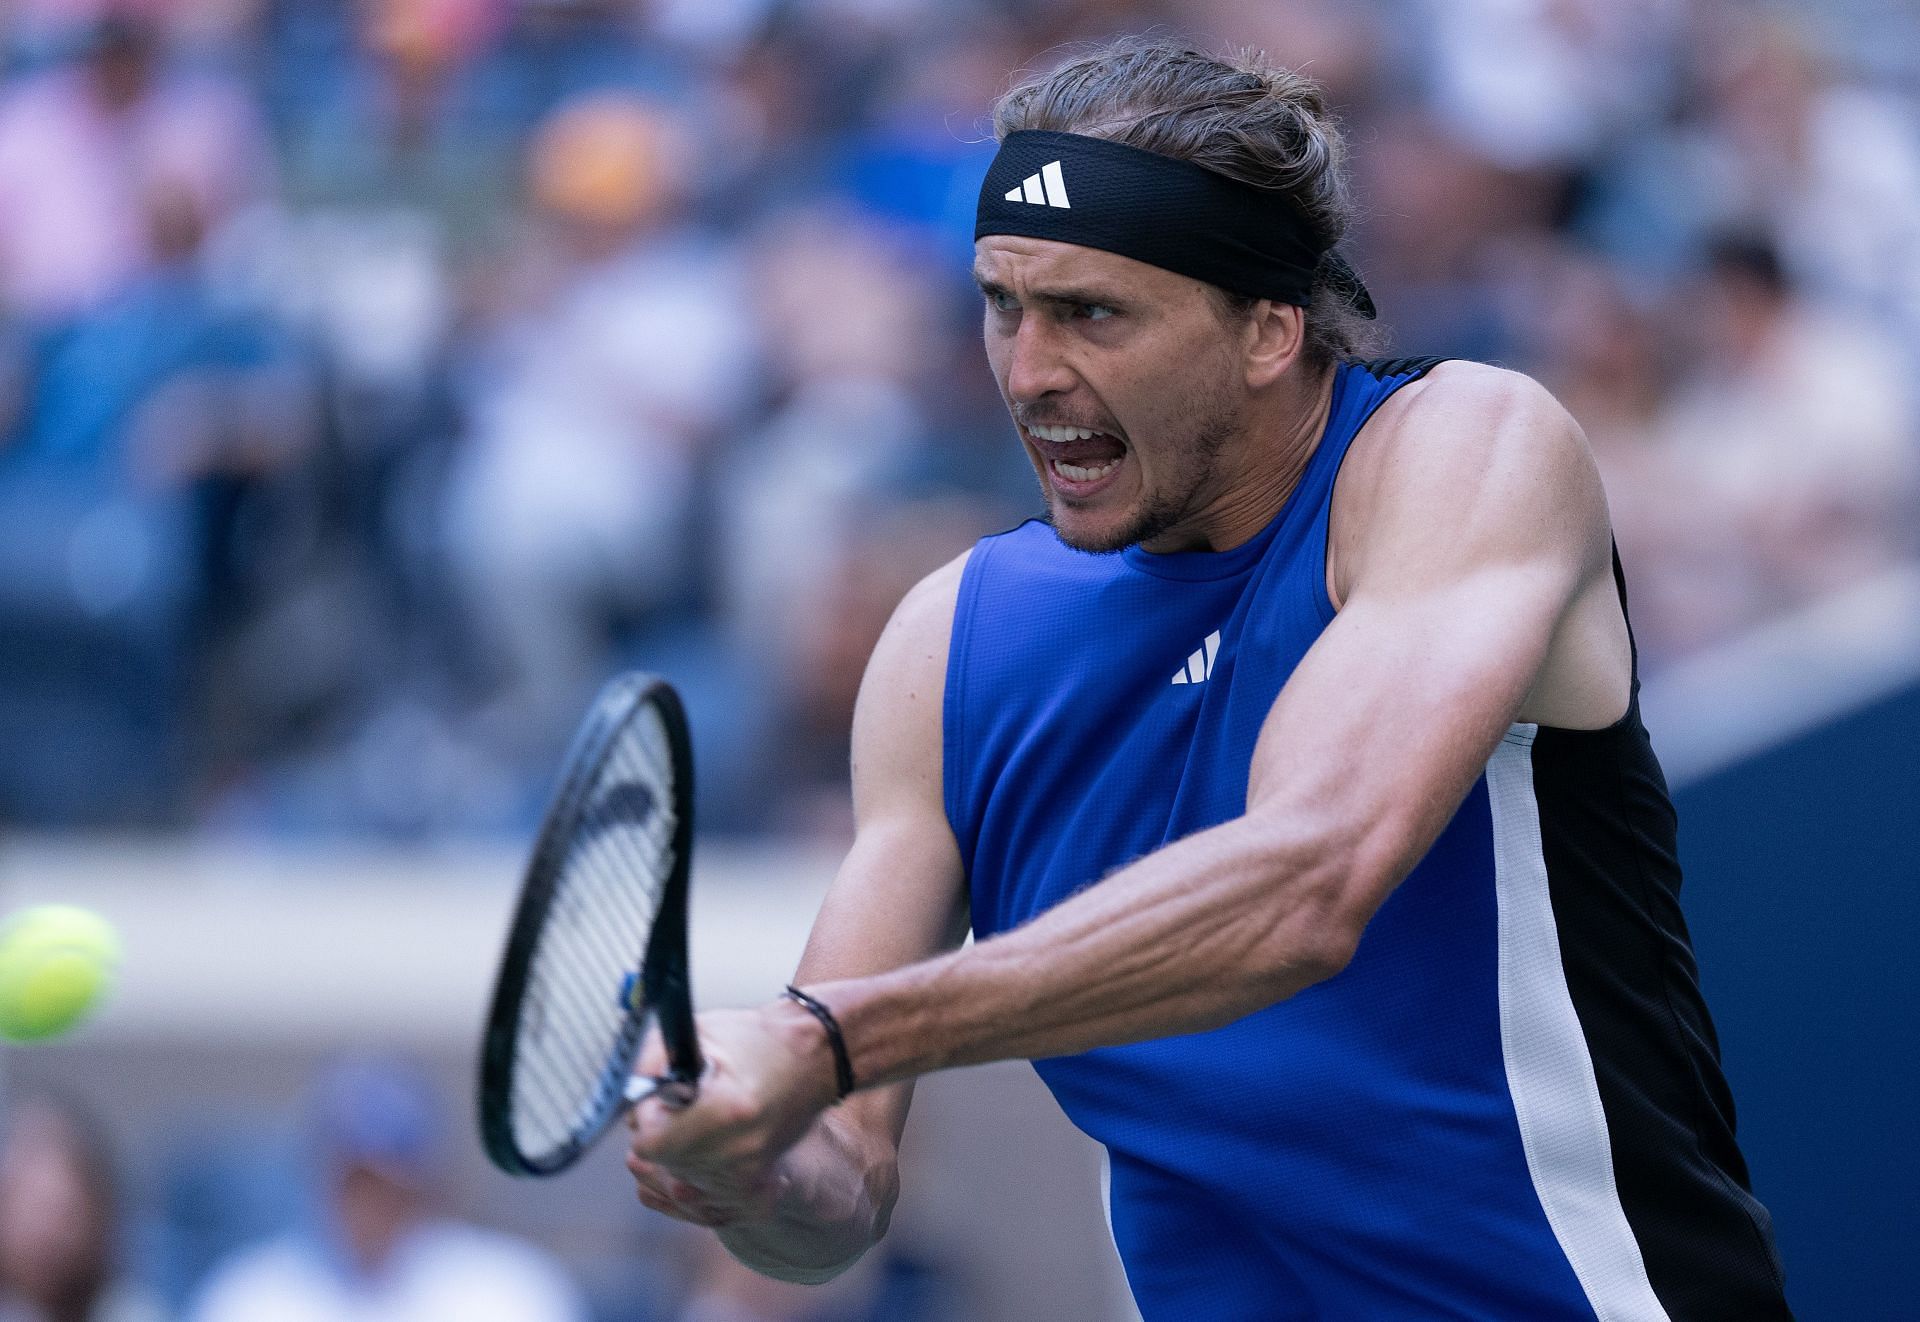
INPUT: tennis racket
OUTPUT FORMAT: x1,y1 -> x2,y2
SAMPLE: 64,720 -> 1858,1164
479,672 -> 703,1176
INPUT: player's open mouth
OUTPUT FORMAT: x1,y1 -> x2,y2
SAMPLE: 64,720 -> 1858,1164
1025,423 -> 1126,497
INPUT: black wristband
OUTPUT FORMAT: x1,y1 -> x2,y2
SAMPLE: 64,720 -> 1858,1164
783,985 -> 856,1100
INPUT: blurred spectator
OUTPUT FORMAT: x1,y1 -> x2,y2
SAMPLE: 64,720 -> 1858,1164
1181,0 -> 1386,111
1351,109 -> 1557,362
713,207 -> 1012,832
1640,236 -> 1917,652
1414,0 -> 1687,171
443,92 -> 754,758
185,1056 -> 588,1322
662,1208 -> 965,1322
0,8 -> 285,826
264,0 -> 514,222
12,178 -> 309,483
722,210 -> 979,659
1690,11 -> 1920,330
1579,6 -> 1920,315
0,13 -> 269,324
668,1235 -> 868,1322
1525,252 -> 1697,647
0,1093 -> 162,1322
0,82 -> 310,825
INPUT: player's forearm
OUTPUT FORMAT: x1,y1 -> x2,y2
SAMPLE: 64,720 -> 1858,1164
714,1110 -> 898,1283
819,812 -> 1372,1088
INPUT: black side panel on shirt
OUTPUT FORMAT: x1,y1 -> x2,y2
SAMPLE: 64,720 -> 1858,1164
1529,558 -> 1792,1319
1356,355 -> 1449,382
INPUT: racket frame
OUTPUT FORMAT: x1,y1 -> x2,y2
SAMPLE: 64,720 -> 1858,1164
478,673 -> 702,1176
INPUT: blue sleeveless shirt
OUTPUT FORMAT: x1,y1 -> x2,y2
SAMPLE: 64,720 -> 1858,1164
942,359 -> 1789,1319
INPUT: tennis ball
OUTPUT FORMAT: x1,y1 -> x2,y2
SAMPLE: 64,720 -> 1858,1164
0,905 -> 120,1042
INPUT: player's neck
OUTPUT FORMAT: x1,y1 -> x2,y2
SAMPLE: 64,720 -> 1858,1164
1139,364 -> 1337,555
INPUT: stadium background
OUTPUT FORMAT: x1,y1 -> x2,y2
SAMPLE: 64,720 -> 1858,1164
0,0 -> 1914,1317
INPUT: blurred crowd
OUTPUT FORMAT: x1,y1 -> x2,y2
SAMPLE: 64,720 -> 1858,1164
0,1059 -> 963,1322
0,0 -> 1914,835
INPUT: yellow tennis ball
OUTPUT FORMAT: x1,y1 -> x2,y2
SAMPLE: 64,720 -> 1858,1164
0,905 -> 120,1042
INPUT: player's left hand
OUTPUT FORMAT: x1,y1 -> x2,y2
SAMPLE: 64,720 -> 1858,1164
625,1003 -> 839,1227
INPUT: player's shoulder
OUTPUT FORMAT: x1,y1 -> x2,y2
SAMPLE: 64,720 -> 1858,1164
853,548 -> 970,727
881,549 -> 972,652
1342,359 -> 1595,517
1330,360 -> 1606,593
1365,359 -> 1586,472
850,552 -> 967,808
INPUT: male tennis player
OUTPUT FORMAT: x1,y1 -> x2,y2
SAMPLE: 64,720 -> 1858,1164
627,39 -> 1792,1319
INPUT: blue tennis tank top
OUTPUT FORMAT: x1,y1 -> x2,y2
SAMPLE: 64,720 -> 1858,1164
943,359 -> 1789,1320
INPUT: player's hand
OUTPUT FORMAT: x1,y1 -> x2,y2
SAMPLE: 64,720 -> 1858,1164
625,1002 -> 839,1227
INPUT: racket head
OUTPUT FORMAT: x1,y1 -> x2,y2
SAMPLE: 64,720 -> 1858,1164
479,673 -> 701,1176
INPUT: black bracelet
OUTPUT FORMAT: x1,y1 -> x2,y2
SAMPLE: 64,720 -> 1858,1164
783,984 -> 856,1100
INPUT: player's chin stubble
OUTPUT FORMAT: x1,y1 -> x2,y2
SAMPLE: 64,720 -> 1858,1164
1043,397 -> 1240,555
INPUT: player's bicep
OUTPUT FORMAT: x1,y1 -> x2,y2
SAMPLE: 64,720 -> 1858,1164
1246,373 -> 1606,924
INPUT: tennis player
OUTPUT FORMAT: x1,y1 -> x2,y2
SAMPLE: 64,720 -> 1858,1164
626,39 -> 1792,1320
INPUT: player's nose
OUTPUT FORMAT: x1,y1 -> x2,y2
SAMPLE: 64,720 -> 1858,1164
1003,316 -> 1076,405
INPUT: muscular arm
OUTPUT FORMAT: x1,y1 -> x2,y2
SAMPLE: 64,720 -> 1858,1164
631,367 -> 1626,1271
817,366 -> 1624,1082
629,555 -> 969,1282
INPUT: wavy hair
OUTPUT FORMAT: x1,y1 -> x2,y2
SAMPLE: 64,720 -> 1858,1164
993,38 -> 1385,370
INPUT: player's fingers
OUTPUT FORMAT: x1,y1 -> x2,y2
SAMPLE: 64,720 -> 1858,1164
629,1087 -> 723,1159
627,1156 -> 711,1208
629,1155 -> 730,1225
658,1181 -> 729,1226
636,1187 -> 729,1226
626,1152 -> 666,1188
665,1175 -> 711,1204
627,1097 -> 675,1158
633,1149 -> 719,1209
629,1152 -> 720,1209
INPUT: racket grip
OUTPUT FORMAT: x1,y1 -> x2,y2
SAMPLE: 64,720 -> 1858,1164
623,1073 -> 698,1110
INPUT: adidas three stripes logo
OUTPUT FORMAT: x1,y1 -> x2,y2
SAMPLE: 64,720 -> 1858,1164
1005,160 -> 1071,208
1171,631 -> 1222,685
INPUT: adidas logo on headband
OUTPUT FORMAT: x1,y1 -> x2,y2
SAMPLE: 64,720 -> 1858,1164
1004,159 -> 1070,209
978,131 -> 1375,315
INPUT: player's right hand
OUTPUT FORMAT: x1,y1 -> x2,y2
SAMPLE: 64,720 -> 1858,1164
624,1003 -> 835,1226
625,1149 -> 781,1227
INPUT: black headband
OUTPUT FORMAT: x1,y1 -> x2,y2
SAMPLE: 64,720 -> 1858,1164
976,129 -> 1374,317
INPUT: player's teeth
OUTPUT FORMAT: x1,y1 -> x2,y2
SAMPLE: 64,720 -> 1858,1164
1031,424 -> 1104,442
1055,458 -> 1118,482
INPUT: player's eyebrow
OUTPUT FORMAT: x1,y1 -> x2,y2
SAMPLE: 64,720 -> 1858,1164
971,266 -> 1127,309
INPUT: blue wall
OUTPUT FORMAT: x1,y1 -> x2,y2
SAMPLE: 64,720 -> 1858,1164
1668,680 -> 1920,1319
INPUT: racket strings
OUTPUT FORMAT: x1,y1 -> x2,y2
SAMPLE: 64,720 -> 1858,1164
516,875 -> 649,1149
510,704 -> 681,1162
518,871 -> 655,1147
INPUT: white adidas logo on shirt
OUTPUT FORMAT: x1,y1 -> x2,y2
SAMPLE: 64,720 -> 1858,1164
1004,160 -> 1071,208
1171,630 -> 1222,685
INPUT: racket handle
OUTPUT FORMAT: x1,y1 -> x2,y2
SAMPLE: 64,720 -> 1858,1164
624,1073 -> 698,1110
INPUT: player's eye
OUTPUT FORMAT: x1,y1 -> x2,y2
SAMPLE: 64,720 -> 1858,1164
985,289 -> 1020,313
1074,302 -> 1116,322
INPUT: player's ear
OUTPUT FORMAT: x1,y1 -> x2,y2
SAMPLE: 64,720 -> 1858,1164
1243,299 -> 1306,389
